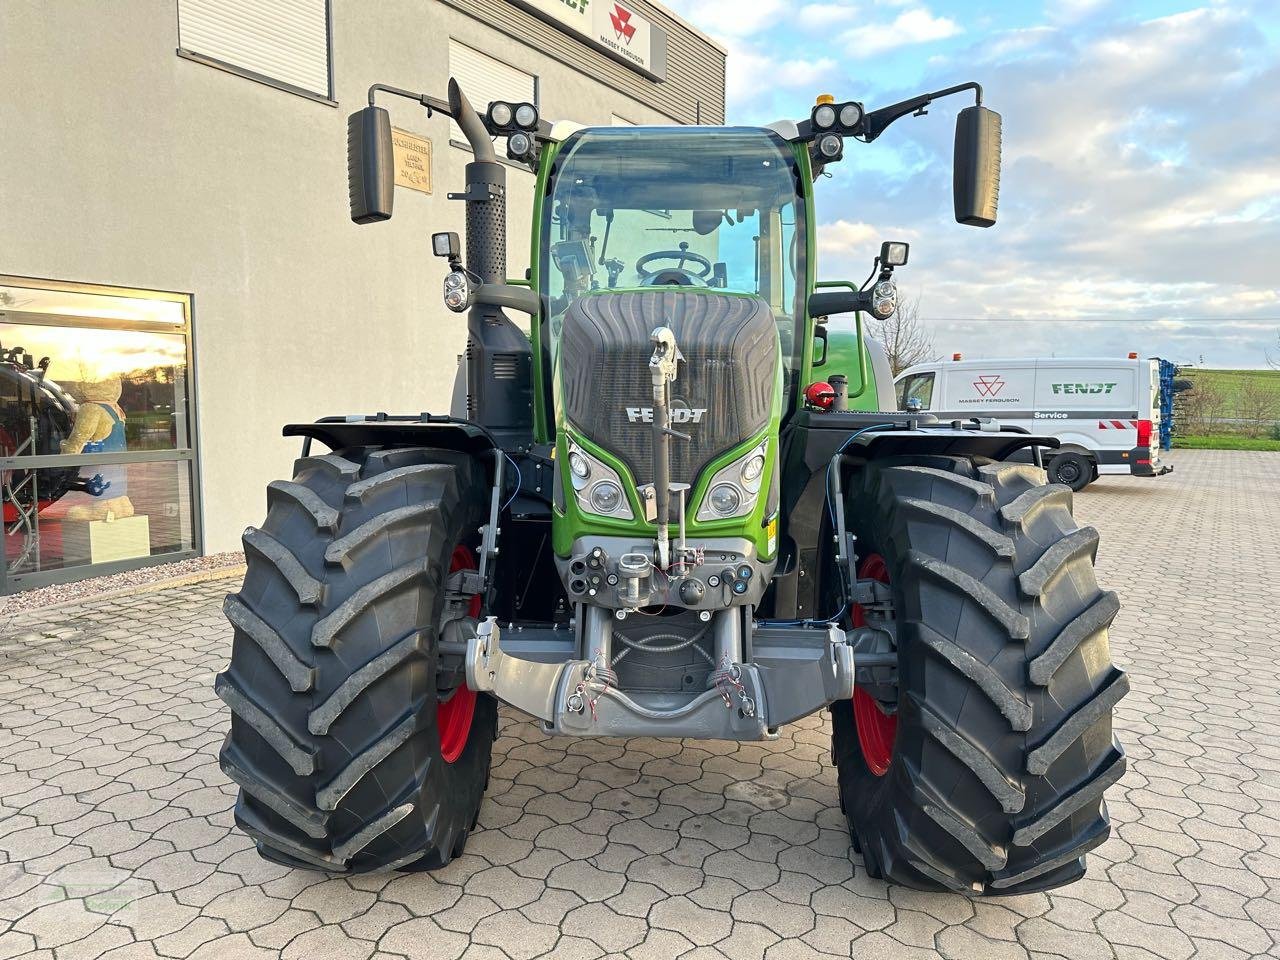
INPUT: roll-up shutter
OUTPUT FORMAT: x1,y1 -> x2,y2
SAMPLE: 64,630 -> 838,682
447,39 -> 538,143
177,0 -> 331,99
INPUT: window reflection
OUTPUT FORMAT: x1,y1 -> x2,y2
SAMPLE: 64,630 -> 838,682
0,323 -> 189,452
5,461 -> 195,574
0,284 -> 185,325
1,277 -> 199,590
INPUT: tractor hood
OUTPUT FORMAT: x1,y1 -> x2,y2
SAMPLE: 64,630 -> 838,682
559,289 -> 779,489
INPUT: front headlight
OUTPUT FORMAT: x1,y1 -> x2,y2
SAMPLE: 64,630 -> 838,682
566,442 -> 634,520
696,439 -> 769,521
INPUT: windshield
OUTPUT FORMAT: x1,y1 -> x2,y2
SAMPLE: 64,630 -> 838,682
540,127 -> 807,372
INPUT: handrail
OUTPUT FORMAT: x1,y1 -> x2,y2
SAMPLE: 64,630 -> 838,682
813,280 -> 869,398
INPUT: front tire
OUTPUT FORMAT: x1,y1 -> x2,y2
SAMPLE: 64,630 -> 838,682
833,457 -> 1128,894
216,446 -> 496,873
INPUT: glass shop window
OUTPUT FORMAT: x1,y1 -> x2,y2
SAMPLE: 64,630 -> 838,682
0,278 -> 200,593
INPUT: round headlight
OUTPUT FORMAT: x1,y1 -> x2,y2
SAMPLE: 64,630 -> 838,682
589,480 -> 623,514
813,104 -> 836,129
508,131 -> 532,157
514,103 -> 538,129
741,454 -> 765,483
839,103 -> 862,128
489,101 -> 513,127
708,483 -> 742,516
818,134 -> 843,158
568,451 -> 590,480
444,271 -> 466,290
443,277 -> 470,312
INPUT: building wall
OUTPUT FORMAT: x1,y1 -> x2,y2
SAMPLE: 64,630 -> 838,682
0,0 -> 725,554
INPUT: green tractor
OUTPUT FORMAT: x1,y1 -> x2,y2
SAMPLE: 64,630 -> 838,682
216,77 -> 1128,894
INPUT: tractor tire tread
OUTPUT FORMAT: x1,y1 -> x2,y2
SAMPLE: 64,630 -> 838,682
222,594 -> 314,693
1018,526 -> 1101,597
241,526 -> 324,606
906,551 -> 1031,640
834,454 -> 1128,895
218,445 -> 494,874
267,480 -> 339,533
1029,591 -> 1121,686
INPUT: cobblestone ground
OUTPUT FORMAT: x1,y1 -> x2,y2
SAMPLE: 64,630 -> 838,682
1,449 -> 1278,960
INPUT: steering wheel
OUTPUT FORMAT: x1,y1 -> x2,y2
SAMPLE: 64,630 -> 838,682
636,242 -> 714,286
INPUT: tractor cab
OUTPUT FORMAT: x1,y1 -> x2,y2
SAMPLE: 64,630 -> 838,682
538,126 -> 807,378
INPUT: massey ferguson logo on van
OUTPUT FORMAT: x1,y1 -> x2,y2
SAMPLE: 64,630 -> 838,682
972,374 -> 1006,397
626,403 -> 707,424
959,374 -> 1019,404
1052,382 -> 1118,395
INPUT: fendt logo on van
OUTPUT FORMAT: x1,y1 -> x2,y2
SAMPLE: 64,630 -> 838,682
626,399 -> 707,424
1052,382 -> 1119,395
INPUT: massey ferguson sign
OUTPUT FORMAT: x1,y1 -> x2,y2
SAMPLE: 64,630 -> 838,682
958,373 -> 1022,405
511,0 -> 667,79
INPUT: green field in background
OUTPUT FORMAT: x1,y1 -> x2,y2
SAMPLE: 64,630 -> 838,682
1183,367 -> 1280,402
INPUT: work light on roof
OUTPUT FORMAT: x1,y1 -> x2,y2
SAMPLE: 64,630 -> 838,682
488,101 -> 514,128
838,102 -> 863,130
514,102 -> 539,129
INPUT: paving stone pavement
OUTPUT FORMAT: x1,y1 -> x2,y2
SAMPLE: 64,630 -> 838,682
1,448 -> 1278,960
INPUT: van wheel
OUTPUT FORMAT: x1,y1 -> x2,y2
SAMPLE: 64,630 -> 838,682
1048,452 -> 1093,491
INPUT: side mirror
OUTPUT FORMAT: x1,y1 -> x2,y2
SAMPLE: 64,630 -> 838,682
347,106 -> 395,224
953,105 -> 1001,228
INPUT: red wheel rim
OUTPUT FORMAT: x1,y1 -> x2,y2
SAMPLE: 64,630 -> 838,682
851,553 -> 897,776
439,546 -> 480,764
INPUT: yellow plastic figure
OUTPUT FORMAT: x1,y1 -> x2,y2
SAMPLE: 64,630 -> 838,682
60,378 -> 135,521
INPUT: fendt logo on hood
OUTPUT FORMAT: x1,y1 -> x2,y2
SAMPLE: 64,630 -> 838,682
626,399 -> 707,424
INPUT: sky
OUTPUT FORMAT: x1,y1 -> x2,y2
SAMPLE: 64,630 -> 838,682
662,0 -> 1280,368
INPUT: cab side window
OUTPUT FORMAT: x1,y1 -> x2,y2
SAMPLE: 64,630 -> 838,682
898,372 -> 935,410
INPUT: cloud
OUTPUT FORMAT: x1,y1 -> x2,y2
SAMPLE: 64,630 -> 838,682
807,5 -> 1280,366
840,8 -> 963,57
715,36 -> 839,119
797,3 -> 861,30
670,0 -> 785,38
817,220 -> 880,258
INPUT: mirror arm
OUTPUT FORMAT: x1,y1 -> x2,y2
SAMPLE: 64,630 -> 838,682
863,81 -> 983,143
367,83 -> 450,115
366,82 -> 496,163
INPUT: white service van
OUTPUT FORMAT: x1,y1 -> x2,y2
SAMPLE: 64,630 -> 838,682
894,356 -> 1172,490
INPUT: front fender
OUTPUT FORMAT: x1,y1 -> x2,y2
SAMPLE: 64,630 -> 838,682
771,411 -> 1059,619
284,415 -> 497,461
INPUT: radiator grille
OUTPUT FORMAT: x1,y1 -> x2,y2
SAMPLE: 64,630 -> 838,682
559,291 -> 778,487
